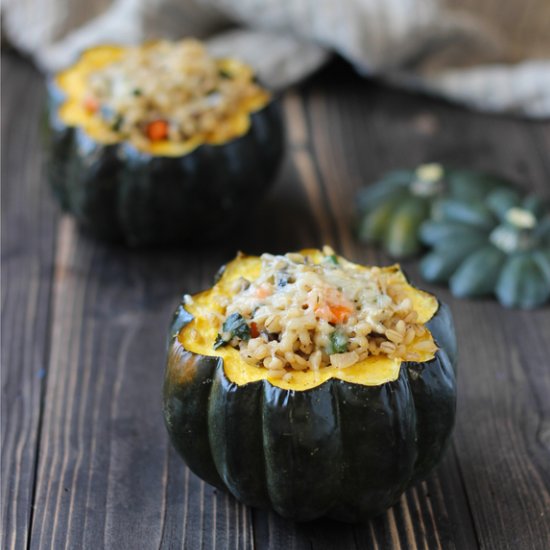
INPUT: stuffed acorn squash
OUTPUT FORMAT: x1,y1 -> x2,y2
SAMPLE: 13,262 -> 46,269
163,248 -> 457,521
46,40 -> 284,245
420,189 -> 550,309
357,163 -> 512,258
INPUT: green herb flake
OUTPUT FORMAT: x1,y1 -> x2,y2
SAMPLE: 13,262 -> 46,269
132,88 -> 143,96
213,313 -> 251,350
224,313 -> 251,340
111,114 -> 124,132
325,254 -> 339,265
326,328 -> 349,355
219,69 -> 232,79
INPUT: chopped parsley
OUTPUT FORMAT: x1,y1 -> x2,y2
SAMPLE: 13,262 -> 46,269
326,328 -> 349,355
111,114 -> 124,132
213,313 -> 251,350
325,254 -> 339,265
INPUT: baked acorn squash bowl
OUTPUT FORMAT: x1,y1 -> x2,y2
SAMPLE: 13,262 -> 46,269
163,247 -> 457,522
46,40 -> 284,246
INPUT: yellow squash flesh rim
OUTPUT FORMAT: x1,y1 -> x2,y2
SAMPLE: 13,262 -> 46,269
56,44 -> 271,156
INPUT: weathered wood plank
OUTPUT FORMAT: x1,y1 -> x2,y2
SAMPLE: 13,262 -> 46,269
1,53 -> 57,550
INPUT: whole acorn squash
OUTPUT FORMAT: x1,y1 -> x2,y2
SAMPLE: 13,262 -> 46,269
46,44 -> 284,246
163,249 -> 457,522
357,163 -> 512,258
420,189 -> 550,308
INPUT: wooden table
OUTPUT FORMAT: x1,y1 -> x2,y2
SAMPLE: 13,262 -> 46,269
2,50 -> 550,550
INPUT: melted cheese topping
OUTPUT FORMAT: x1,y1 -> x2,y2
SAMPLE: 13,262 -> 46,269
179,250 -> 439,390
55,44 -> 271,156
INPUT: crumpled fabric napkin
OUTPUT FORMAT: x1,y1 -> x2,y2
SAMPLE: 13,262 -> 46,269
3,0 -> 550,117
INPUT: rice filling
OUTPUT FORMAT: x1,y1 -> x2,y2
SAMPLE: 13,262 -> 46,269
213,247 -> 437,375
82,39 -> 265,146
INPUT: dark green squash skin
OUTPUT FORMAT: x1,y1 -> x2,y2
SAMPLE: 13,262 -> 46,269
163,284 -> 457,522
45,80 -> 284,246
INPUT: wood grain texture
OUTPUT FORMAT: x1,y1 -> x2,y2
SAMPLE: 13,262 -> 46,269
1,54 -> 57,550
2,52 -> 550,549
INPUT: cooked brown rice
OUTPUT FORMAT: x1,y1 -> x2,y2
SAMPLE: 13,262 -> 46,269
83,39 -> 265,145
213,247 -> 437,374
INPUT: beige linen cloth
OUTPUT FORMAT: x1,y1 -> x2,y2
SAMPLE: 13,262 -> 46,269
3,0 -> 550,117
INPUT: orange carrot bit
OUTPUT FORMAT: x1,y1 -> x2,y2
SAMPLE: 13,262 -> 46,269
83,96 -> 99,113
329,304 -> 353,324
146,120 -> 169,141
255,284 -> 272,299
250,322 -> 259,338
315,302 -> 353,324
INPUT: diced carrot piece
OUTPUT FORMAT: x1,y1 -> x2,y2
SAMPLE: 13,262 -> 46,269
83,96 -> 99,113
329,304 -> 353,324
146,120 -> 169,141
314,302 -> 353,324
256,284 -> 272,299
250,322 -> 259,338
